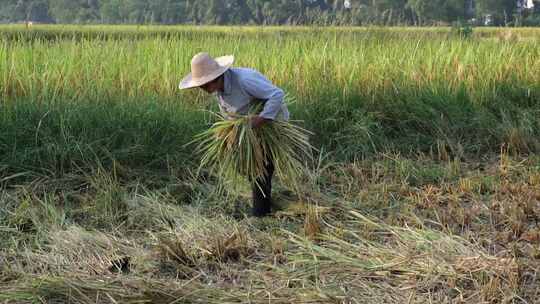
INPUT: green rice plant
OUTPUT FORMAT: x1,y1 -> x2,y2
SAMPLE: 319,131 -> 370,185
192,111 -> 314,195
1,25 -> 539,165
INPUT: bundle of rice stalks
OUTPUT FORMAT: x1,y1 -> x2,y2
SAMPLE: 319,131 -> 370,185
192,111 -> 314,194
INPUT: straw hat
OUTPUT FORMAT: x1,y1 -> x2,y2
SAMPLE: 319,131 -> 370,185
179,52 -> 234,90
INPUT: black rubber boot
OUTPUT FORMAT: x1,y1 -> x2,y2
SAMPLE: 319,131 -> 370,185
251,158 -> 275,217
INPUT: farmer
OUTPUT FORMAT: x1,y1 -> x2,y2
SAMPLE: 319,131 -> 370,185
179,52 -> 289,217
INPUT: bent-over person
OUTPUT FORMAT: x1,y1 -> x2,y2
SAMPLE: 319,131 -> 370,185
179,52 -> 289,217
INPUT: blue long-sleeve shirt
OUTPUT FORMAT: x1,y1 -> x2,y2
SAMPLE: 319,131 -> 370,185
216,68 -> 289,121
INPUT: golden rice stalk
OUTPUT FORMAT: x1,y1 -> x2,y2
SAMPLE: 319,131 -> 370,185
192,111 -> 314,194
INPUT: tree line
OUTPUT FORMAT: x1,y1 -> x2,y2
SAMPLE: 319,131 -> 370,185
1,0 -> 539,26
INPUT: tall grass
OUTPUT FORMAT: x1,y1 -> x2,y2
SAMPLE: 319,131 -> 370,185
1,25 -> 539,172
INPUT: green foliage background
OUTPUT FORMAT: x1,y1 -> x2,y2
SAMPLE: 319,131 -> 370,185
1,0 -> 540,26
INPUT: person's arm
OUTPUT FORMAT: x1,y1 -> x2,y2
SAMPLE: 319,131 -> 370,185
241,72 -> 285,123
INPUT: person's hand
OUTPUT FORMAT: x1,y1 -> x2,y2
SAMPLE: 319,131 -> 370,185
251,115 -> 270,129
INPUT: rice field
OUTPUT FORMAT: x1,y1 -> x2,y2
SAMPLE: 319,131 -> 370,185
1,25 -> 540,303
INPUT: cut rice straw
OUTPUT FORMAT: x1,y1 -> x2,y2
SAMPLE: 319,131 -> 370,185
191,110 -> 314,195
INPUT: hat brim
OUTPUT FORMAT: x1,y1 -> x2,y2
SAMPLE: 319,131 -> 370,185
178,55 -> 234,90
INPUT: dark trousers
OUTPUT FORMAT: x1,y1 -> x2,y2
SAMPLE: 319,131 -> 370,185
252,157 -> 275,217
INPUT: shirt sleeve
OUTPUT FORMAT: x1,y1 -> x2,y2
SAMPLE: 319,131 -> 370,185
241,71 -> 285,120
